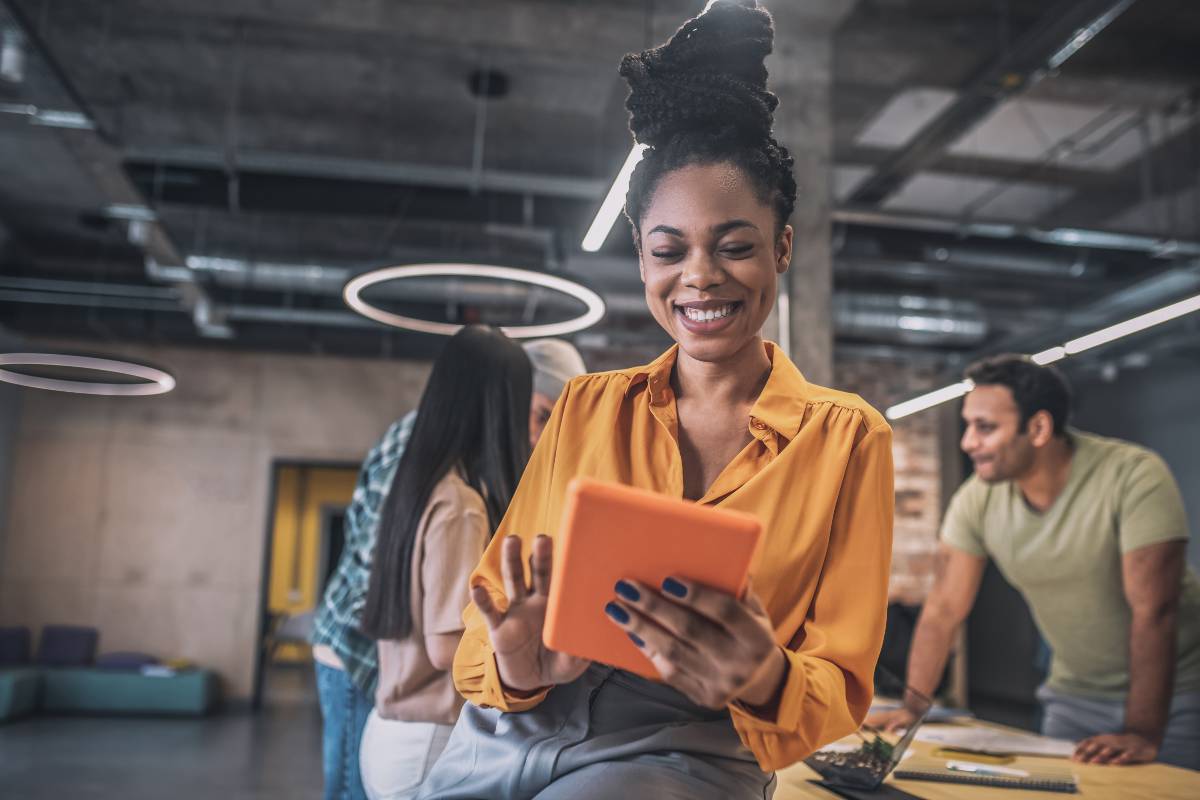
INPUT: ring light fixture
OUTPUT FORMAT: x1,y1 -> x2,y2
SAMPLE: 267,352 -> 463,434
343,263 -> 606,339
0,353 -> 176,396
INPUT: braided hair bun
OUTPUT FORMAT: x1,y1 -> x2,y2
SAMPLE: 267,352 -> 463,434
620,0 -> 777,148
620,0 -> 796,238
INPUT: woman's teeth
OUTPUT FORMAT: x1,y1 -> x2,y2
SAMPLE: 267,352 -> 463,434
682,304 -> 735,322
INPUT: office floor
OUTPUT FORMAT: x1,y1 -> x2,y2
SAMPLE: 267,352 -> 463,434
0,666 -> 325,800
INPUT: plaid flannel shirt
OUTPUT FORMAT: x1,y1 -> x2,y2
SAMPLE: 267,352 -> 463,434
311,411 -> 415,694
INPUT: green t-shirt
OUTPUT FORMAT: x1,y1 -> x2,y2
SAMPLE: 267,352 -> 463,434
942,430 -> 1200,699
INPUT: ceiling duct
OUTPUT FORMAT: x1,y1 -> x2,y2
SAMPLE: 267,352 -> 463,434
833,293 -> 988,346
919,244 -> 1099,279
183,256 -> 586,314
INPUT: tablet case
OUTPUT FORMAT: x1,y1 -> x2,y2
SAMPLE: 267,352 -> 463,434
543,477 -> 762,679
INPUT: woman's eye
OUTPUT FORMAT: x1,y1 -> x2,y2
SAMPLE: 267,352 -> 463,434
651,250 -> 681,260
720,244 -> 753,257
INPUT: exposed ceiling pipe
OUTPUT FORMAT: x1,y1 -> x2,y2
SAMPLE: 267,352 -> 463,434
123,145 -> 607,201
834,208 -> 1200,258
833,293 -> 988,346
918,244 -> 1099,279
0,276 -> 993,345
0,1 -> 229,339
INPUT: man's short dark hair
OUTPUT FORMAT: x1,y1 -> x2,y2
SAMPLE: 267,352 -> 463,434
964,354 -> 1072,436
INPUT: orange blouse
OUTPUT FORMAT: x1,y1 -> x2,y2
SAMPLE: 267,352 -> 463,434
452,342 -> 894,771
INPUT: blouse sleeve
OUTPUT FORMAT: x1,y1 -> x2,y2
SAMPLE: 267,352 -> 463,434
729,421 -> 895,771
450,380 -> 573,711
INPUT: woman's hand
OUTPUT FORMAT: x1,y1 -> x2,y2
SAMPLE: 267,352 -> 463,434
471,535 -> 590,694
605,576 -> 787,711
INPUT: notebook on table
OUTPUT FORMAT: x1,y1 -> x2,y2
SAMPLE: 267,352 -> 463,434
894,756 -> 1079,793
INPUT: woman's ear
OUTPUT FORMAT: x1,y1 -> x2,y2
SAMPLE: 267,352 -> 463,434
776,225 -> 793,275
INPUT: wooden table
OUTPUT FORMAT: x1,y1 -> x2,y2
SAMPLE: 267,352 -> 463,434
775,719 -> 1200,800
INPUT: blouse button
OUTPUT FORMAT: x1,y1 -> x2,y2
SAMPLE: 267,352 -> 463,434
752,420 -> 767,430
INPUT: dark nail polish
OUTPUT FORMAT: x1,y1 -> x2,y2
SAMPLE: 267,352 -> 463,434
628,633 -> 644,647
662,577 -> 687,598
614,580 -> 640,602
604,602 -> 629,624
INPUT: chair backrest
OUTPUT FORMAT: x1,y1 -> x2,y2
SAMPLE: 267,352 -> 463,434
0,626 -> 32,666
36,625 -> 99,667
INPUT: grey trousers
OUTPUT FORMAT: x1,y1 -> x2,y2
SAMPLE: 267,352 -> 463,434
417,664 -> 777,799
1037,685 -> 1200,770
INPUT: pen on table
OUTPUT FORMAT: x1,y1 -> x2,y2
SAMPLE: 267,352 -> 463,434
945,760 -> 1030,778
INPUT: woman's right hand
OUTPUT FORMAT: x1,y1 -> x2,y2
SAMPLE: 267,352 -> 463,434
470,534 -> 589,693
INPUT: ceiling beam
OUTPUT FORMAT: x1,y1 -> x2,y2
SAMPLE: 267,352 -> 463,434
124,145 -> 606,201
1045,110 -> 1200,227
836,144 -> 1116,193
846,0 -> 1140,207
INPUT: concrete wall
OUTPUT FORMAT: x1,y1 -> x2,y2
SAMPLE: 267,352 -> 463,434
0,340 -> 429,699
1070,360 -> 1200,570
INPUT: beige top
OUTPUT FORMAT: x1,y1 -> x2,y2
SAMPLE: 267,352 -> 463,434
375,469 -> 489,724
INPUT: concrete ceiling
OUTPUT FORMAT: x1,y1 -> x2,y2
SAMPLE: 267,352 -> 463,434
1,0 -> 1198,368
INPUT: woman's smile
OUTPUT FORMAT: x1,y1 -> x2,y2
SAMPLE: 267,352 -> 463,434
674,299 -> 744,334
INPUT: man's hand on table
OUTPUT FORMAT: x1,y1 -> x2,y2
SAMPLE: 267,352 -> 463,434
1072,731 -> 1159,765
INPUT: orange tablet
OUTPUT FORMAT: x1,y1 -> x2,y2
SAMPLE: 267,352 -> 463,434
543,477 -> 763,680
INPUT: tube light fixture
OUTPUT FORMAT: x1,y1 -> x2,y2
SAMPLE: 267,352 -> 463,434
581,143 -> 647,252
1063,293 -> 1200,356
1047,0 -> 1137,71
885,381 -> 974,421
0,353 -> 175,396
343,263 -> 606,338
1031,346 -> 1066,365
886,291 -> 1200,420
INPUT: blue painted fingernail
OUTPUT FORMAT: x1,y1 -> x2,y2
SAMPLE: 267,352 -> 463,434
614,580 -> 640,602
628,633 -> 644,647
662,577 -> 687,598
604,602 -> 629,624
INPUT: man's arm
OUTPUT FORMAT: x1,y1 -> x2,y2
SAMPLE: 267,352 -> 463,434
867,544 -> 985,730
1073,540 -> 1183,765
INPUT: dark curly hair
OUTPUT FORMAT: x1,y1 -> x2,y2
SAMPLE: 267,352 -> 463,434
965,354 -> 1073,437
620,0 -> 796,246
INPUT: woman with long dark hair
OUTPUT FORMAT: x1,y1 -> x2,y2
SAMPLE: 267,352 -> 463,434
358,325 -> 532,800
417,3 -> 893,798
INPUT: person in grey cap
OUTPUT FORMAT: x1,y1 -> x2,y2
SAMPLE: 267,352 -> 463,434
523,339 -> 588,448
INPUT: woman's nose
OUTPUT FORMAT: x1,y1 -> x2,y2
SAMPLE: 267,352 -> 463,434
680,253 -> 726,291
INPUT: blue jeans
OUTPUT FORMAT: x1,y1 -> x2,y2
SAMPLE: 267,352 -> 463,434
316,660 -> 375,800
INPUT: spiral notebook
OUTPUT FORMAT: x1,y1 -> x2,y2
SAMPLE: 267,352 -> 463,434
894,757 -> 1079,794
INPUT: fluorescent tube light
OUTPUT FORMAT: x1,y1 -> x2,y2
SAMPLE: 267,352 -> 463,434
887,291 -> 1200,420
1031,347 -> 1066,365
581,143 -> 647,252
1064,293 -> 1200,355
886,381 -> 974,421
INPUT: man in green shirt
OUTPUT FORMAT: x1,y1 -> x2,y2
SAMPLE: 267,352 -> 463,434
868,355 -> 1199,770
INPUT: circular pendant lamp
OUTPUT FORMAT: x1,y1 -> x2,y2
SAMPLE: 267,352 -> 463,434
343,263 -> 606,338
0,353 -> 176,396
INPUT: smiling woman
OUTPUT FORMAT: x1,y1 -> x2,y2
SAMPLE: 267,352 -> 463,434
415,2 -> 895,798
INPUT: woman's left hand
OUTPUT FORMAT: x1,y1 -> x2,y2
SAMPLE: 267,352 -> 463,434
605,576 -> 787,710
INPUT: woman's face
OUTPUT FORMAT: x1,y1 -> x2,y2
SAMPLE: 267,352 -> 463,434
638,162 -> 792,364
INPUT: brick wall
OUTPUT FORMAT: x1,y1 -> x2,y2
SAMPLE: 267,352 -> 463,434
836,354 -> 947,605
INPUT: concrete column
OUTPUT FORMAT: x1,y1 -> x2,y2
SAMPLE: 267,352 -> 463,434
766,1 -> 856,387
